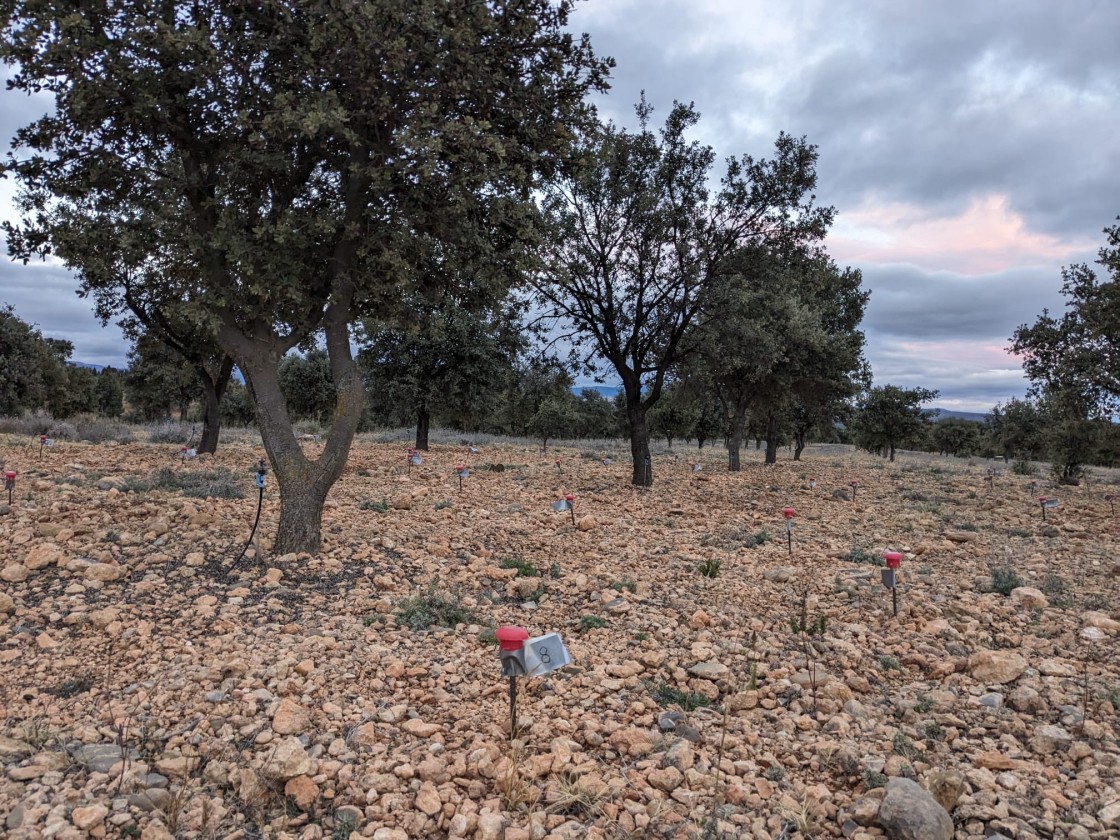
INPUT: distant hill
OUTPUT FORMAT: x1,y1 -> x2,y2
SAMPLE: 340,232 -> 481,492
70,361 -> 106,373
927,408 -> 988,422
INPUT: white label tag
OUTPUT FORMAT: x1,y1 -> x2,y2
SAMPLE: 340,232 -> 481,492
552,500 -> 572,512
522,633 -> 572,677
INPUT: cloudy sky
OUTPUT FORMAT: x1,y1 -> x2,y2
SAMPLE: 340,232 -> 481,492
0,1 -> 1117,412
571,0 -> 1119,411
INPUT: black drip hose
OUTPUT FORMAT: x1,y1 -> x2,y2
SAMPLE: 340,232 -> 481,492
229,460 -> 266,573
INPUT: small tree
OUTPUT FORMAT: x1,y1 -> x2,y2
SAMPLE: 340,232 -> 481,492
534,101 -> 832,486
854,385 -> 939,461
528,395 -> 580,452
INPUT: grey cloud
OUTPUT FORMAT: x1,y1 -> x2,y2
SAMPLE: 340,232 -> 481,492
579,0 -> 1120,239
0,255 -> 128,367
860,263 -> 1069,342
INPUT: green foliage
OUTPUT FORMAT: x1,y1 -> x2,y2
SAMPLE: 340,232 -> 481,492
844,547 -> 883,566
1011,225 -> 1120,417
650,681 -> 711,711
892,731 -> 917,759
743,529 -> 772,548
697,557 -> 721,578
1012,458 -> 1039,476
279,350 -> 337,424
359,498 -> 389,513
990,567 -> 1023,595
864,770 -> 888,790
609,578 -> 636,593
578,615 -> 607,632
527,394 -> 581,451
764,765 -> 785,782
915,694 -> 935,713
854,385 -> 939,461
499,557 -> 539,578
396,589 -> 474,631
0,306 -> 78,416
878,655 -> 901,671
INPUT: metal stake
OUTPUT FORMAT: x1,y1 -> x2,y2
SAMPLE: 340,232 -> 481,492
508,675 -> 517,739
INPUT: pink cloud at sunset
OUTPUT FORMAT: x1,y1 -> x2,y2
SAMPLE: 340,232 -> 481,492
829,194 -> 1098,275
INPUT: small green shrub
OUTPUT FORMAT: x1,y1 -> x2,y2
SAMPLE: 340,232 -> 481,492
844,547 -> 883,566
650,681 -> 711,711
610,578 -> 636,593
1012,459 -> 1039,476
359,498 -> 389,513
579,615 -> 606,632
878,655 -> 901,671
915,694 -> 934,713
395,589 -> 474,631
743,529 -> 771,548
549,562 -> 562,579
1008,528 -> 1033,538
499,556 -> 538,577
48,672 -> 95,698
990,567 -> 1023,595
892,731 -> 917,759
433,499 -> 452,511
864,770 -> 888,789
764,765 -> 785,782
923,721 -> 944,741
697,557 -> 721,578
154,466 -> 244,499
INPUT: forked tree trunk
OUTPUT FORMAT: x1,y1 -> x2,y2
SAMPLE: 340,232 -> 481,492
793,429 -> 806,461
223,308 -> 364,556
197,356 -> 234,455
415,406 -> 430,451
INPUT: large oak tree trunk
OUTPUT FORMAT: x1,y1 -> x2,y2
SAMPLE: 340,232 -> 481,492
626,402 -> 652,487
764,413 -> 779,465
224,309 -> 364,556
415,405 -> 430,451
727,406 -> 747,472
197,356 -> 234,455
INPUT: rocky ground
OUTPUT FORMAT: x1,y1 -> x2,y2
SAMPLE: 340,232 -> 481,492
0,434 -> 1118,840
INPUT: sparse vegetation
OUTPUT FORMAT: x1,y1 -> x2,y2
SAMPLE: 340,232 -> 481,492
579,615 -> 607,632
499,556 -> 539,578
395,588 -> 474,631
359,498 -> 389,513
697,557 -> 721,578
844,547 -> 883,566
650,681 -> 712,712
990,566 -> 1024,595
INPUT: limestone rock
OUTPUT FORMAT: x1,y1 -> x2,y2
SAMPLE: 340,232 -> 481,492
272,698 -> 311,735
926,768 -> 965,811
262,737 -> 311,781
877,778 -> 953,840
1010,586 -> 1047,609
969,650 -> 1027,684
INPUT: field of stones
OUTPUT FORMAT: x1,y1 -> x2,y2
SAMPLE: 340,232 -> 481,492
0,433 -> 1118,840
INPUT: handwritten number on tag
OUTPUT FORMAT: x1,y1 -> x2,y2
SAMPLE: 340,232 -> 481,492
538,646 -> 551,664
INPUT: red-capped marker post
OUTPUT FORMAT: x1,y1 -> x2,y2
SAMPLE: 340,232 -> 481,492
1107,494 -> 1115,516
783,507 -> 796,555
849,480 -> 858,502
39,434 -> 47,460
882,550 -> 902,616
4,470 -> 15,505
565,493 -> 575,526
496,625 -> 529,738
454,464 -> 469,492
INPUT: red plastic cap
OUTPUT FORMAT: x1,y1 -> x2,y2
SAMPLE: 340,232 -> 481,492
783,507 -> 795,519
850,480 -> 858,486
4,471 -> 15,480
564,493 -> 575,501
455,464 -> 464,471
495,625 -> 529,651
39,435 -> 46,441
883,551 -> 902,569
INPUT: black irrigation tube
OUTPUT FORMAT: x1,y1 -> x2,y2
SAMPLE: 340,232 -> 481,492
229,460 -> 266,573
